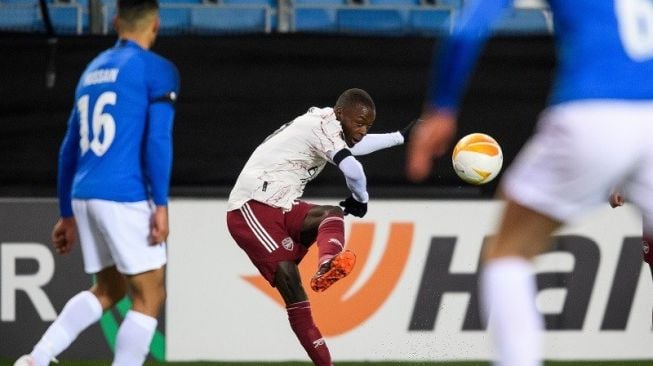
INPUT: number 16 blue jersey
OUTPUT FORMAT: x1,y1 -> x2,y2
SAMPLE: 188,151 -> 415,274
57,39 -> 180,217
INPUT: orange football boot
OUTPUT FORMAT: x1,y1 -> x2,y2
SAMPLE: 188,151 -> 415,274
310,250 -> 356,292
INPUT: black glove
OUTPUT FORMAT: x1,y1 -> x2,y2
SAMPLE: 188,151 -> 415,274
339,195 -> 368,218
400,118 -> 421,143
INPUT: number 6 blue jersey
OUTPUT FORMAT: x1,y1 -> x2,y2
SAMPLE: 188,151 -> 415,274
430,0 -> 653,109
57,39 -> 180,217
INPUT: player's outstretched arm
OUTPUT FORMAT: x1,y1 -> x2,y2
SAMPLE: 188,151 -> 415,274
332,149 -> 369,217
348,118 -> 420,156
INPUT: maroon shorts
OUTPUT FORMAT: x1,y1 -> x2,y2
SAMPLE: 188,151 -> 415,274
227,200 -> 314,286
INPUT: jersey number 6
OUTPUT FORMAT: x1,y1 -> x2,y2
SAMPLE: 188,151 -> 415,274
616,0 -> 653,61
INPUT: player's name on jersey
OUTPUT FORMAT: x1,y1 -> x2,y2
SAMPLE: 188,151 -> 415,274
83,68 -> 119,86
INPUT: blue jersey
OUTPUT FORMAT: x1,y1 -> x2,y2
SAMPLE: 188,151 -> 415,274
430,0 -> 653,109
57,39 -> 180,217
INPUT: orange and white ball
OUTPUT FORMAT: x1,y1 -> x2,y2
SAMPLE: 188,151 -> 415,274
452,133 -> 503,185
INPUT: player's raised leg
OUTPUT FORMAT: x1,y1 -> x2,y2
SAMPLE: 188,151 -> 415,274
300,205 -> 356,292
481,200 -> 561,366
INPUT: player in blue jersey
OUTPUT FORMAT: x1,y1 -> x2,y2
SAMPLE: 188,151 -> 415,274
407,1 -> 653,365
14,0 -> 179,365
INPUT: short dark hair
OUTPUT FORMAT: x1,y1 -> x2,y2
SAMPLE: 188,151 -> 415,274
117,0 -> 159,26
335,88 -> 375,111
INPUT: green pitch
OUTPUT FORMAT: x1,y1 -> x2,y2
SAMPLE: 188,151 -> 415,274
3,361 -> 653,366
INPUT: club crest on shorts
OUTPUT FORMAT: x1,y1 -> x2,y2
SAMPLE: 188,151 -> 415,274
643,239 -> 650,254
282,237 -> 294,251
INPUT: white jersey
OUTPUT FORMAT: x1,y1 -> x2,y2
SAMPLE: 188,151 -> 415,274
227,107 -> 347,211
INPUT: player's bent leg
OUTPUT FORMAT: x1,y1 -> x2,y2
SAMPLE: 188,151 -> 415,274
301,205 -> 356,292
22,267 -> 119,366
300,205 -> 344,247
125,266 -> 166,316
275,262 -> 333,366
310,250 -> 356,293
275,261 -> 308,304
25,290 -> 103,366
91,265 -> 128,309
481,200 -> 561,366
112,267 -> 165,366
313,206 -> 346,265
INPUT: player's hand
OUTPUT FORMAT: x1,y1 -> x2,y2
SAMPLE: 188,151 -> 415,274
51,217 -> 77,255
400,118 -> 421,143
609,190 -> 624,208
406,108 -> 457,182
150,205 -> 169,245
339,195 -> 368,218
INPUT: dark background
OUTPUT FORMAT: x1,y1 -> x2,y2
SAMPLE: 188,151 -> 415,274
0,33 -> 555,199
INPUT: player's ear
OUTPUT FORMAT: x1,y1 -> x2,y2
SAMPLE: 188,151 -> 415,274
152,14 -> 160,35
334,106 -> 343,120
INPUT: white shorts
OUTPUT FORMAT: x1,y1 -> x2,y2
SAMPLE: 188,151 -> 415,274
72,199 -> 167,275
502,100 -> 653,229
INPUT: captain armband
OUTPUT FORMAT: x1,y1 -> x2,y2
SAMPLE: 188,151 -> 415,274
333,149 -> 352,165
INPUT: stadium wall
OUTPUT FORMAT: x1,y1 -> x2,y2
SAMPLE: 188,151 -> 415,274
1,198 -> 650,361
0,34 -> 554,198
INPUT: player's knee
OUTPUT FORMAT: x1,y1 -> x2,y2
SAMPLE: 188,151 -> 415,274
320,205 -> 343,218
152,288 -> 167,309
91,281 -> 128,307
300,205 -> 344,246
130,286 -> 166,317
306,205 -> 343,228
275,262 -> 307,304
308,205 -> 343,222
133,282 -> 166,303
275,262 -> 302,289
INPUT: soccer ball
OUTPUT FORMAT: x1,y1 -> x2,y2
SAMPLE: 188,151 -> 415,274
452,133 -> 503,185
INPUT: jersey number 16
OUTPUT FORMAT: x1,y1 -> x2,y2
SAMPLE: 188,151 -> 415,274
77,91 -> 116,157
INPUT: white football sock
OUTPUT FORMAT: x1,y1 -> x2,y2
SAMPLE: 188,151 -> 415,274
112,310 -> 157,366
481,257 -> 543,366
31,291 -> 103,366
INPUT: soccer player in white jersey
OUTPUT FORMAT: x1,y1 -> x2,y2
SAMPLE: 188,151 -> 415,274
406,0 -> 653,365
227,88 -> 412,365
14,0 -> 179,364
